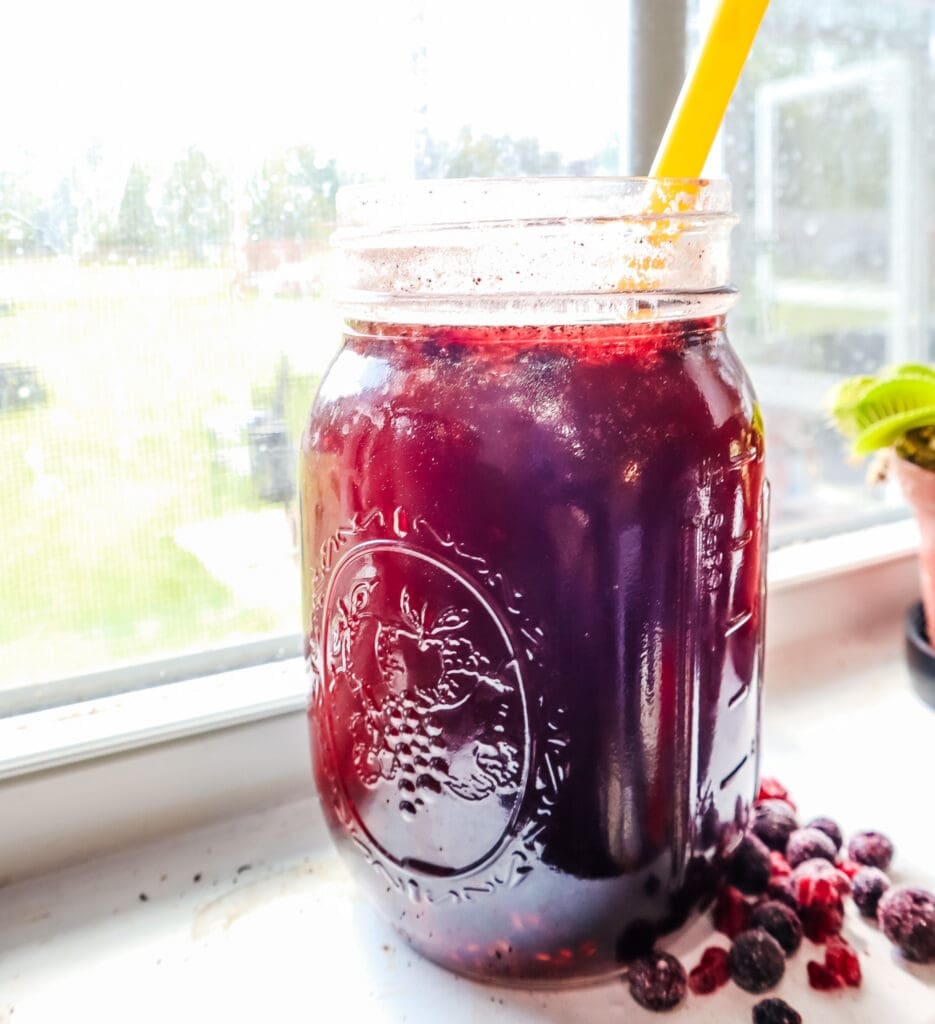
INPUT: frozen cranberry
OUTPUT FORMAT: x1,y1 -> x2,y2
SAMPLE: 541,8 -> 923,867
789,858 -> 850,908
786,827 -> 837,868
851,867 -> 890,918
756,777 -> 795,810
877,886 -> 935,964
752,998 -> 802,1024
807,816 -> 843,852
687,946 -> 730,995
728,929 -> 785,994
713,885 -> 751,938
848,830 -> 894,870
807,959 -> 844,990
799,901 -> 845,943
628,951 -> 687,1011
752,800 -> 799,852
727,833 -> 772,895
825,936 -> 862,987
749,900 -> 803,956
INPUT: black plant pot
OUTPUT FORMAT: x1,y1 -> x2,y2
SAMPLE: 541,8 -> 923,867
904,602 -> 935,710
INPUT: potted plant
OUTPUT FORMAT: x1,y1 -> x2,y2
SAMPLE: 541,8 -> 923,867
828,362 -> 935,707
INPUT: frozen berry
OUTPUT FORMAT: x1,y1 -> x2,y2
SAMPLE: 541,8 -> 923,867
628,951 -> 687,1011
786,827 -> 837,868
713,885 -> 750,938
749,900 -> 803,955
728,929 -> 785,993
756,777 -> 795,809
752,801 -> 799,852
807,959 -> 844,990
807,816 -> 843,851
835,857 -> 862,880
799,902 -> 845,943
687,946 -> 730,995
752,997 -> 802,1024
727,833 -> 772,895
877,886 -> 935,963
851,867 -> 890,918
848,830 -> 894,870
825,936 -> 861,987
789,858 -> 850,908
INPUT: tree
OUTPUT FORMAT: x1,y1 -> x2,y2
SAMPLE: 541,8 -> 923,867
116,163 -> 157,254
247,145 -> 340,242
418,128 -> 564,179
161,147 -> 231,262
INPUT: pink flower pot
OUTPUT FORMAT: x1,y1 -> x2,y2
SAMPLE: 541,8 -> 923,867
893,455 -> 935,636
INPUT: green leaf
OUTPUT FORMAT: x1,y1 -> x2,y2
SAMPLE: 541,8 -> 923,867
825,375 -> 879,438
885,363 -> 935,380
854,405 -> 935,454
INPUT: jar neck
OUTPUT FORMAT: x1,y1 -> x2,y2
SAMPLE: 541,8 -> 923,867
344,315 -> 728,352
333,178 -> 738,327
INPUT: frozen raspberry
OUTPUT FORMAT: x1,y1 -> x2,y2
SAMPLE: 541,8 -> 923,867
727,833 -> 772,895
752,997 -> 802,1024
728,929 -> 785,994
786,827 -> 837,868
752,800 -> 799,852
749,900 -> 803,956
687,946 -> 730,995
807,816 -> 843,851
834,857 -> 862,880
799,902 -> 845,943
824,936 -> 862,987
756,777 -> 795,810
628,951 -> 687,1011
851,867 -> 890,918
789,858 -> 850,908
877,886 -> 935,964
807,959 -> 844,990
713,885 -> 751,938
848,830 -> 894,870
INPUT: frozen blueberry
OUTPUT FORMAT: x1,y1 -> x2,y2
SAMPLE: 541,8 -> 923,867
628,951 -> 687,1011
877,886 -> 935,963
851,867 -> 890,918
749,900 -> 803,956
807,816 -> 843,852
752,800 -> 799,852
727,833 -> 772,895
786,827 -> 837,868
848,830 -> 894,870
752,997 -> 802,1024
728,929 -> 785,993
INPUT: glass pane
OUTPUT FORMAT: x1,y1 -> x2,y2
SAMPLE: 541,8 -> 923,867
710,0 -> 934,544
0,0 -> 628,700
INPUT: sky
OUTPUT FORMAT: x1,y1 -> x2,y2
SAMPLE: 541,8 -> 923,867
2,0 -> 630,200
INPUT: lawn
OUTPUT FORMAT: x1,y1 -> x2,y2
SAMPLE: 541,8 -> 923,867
0,261 -> 336,690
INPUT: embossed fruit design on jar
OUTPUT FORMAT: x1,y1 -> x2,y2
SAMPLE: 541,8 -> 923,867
299,179 -> 767,985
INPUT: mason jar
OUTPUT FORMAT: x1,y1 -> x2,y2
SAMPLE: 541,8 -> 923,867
299,178 -> 767,985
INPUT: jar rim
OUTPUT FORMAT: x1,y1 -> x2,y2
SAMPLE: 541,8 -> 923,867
335,177 -> 733,236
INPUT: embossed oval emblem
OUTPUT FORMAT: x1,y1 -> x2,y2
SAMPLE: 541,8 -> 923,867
321,542 -> 530,878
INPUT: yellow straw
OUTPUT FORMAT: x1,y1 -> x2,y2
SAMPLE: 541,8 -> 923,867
651,0 -> 771,179
617,0 -> 770,291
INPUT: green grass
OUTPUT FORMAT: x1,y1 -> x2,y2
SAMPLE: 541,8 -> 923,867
0,262 -> 332,687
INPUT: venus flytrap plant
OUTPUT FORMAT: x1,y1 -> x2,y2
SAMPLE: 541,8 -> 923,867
827,364 -> 935,470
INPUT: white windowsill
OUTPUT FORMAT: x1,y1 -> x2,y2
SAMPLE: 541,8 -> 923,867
0,520 -> 923,884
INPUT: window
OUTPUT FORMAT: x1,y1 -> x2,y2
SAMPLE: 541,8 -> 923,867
1,0 -> 931,713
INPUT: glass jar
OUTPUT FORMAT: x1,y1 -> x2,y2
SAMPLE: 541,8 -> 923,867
300,178 -> 767,985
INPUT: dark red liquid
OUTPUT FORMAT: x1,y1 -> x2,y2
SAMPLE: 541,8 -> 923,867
300,317 -> 766,984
